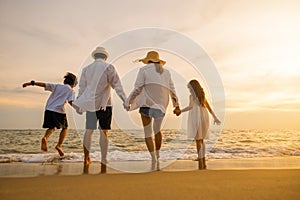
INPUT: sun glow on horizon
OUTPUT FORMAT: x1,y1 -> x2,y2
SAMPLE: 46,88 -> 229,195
0,0 -> 300,129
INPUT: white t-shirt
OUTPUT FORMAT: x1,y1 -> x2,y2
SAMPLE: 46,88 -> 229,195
44,83 -> 75,114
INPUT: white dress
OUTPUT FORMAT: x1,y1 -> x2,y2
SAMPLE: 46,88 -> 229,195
183,95 -> 210,140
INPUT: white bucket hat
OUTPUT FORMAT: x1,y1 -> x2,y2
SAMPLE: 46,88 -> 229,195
91,47 -> 109,59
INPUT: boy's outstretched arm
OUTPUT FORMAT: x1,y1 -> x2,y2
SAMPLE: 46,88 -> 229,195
22,81 -> 46,88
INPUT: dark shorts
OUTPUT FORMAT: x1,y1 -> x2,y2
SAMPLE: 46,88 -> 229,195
86,107 -> 112,130
139,107 -> 165,119
43,110 -> 68,129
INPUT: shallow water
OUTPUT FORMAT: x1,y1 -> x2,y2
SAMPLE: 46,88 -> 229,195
0,129 -> 299,163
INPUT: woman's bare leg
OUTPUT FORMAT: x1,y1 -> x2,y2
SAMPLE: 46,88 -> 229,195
153,118 -> 163,159
141,115 -> 156,162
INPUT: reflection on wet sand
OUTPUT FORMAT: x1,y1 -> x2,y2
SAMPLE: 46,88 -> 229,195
83,161 -> 159,175
83,163 -> 107,174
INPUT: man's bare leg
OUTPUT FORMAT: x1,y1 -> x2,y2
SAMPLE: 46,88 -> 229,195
41,128 -> 56,152
83,129 -> 93,165
100,129 -> 108,164
55,127 -> 68,156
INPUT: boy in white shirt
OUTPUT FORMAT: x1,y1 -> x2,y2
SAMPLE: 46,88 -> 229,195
22,72 -> 77,156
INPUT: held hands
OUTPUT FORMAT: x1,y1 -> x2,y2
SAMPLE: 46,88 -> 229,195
72,104 -> 83,115
123,103 -> 130,111
173,106 -> 181,116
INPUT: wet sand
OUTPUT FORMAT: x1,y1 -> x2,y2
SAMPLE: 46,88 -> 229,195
1,157 -> 300,199
1,157 -> 300,177
1,169 -> 300,200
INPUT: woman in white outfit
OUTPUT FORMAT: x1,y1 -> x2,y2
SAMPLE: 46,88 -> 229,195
124,51 -> 181,164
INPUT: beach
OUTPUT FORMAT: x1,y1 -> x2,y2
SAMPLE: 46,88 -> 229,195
1,169 -> 299,200
1,129 -> 299,199
1,0 -> 300,199
1,158 -> 300,199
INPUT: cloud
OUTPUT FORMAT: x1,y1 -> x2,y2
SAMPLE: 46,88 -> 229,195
1,0 -> 300,129
225,74 -> 300,110
0,87 -> 45,95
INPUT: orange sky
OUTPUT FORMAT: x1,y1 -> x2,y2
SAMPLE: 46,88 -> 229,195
0,0 -> 299,129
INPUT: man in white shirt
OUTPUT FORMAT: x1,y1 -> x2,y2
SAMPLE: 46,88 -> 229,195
74,47 -> 126,169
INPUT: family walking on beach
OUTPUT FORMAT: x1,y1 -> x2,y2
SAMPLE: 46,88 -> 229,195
22,47 -> 221,170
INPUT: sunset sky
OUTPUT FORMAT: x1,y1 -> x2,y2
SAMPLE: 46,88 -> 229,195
0,0 -> 299,130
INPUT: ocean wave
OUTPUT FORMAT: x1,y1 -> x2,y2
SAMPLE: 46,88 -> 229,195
0,129 -> 299,161
1,146 -> 300,164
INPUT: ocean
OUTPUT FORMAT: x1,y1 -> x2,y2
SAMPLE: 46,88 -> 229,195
0,129 -> 300,163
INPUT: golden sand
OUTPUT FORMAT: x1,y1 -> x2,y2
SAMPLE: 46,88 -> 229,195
1,169 -> 300,200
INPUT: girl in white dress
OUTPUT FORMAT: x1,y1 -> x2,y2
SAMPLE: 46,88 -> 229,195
179,80 -> 221,169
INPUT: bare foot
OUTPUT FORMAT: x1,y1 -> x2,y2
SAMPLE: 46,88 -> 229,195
83,163 -> 90,174
84,156 -> 91,165
55,145 -> 64,156
101,163 -> 107,174
193,158 -> 201,161
41,137 -> 48,152
101,159 -> 109,165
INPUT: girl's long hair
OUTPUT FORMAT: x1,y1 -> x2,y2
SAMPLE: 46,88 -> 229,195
188,79 -> 205,106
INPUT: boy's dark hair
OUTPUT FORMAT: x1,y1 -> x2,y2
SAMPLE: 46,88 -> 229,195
94,53 -> 107,59
64,72 -> 77,86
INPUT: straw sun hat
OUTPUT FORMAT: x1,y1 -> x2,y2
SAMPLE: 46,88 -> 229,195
91,47 -> 109,59
139,51 -> 166,65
